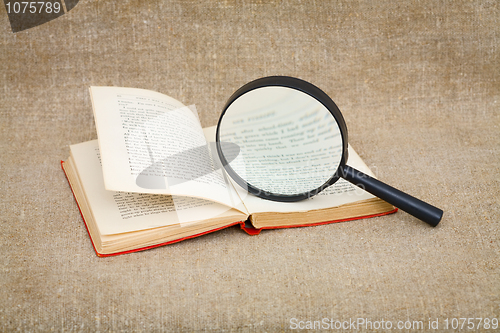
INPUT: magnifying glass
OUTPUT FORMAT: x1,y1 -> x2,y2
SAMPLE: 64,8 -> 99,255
216,76 -> 443,227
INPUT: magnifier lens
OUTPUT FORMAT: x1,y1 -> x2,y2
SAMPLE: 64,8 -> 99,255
218,86 -> 343,197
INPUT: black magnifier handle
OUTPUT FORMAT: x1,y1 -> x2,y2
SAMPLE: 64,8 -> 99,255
341,165 -> 443,226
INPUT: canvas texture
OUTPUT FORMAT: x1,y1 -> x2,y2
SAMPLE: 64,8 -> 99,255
0,0 -> 498,331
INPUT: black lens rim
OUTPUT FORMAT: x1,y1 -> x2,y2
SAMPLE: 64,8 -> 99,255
216,76 -> 349,202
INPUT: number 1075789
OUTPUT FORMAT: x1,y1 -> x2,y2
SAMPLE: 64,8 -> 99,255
5,2 -> 62,14
444,318 -> 498,330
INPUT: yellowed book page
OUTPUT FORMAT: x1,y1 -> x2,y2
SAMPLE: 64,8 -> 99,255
90,86 -> 239,208
70,140 -> 246,236
202,126 -> 249,214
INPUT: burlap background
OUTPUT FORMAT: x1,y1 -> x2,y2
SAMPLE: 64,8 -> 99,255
1,0 -> 498,331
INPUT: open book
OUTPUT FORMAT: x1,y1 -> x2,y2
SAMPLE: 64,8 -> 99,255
62,87 -> 396,256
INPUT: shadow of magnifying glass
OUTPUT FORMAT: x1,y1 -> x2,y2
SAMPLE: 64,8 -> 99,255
216,76 -> 443,227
